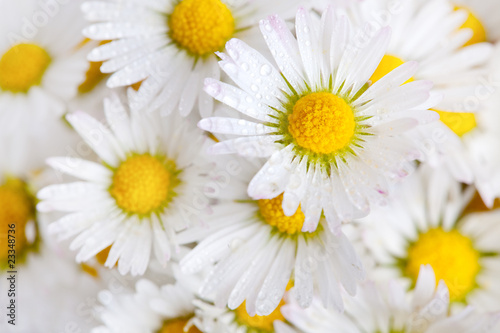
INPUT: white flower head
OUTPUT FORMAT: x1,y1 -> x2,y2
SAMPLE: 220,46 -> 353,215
180,156 -> 364,317
283,264 -> 500,333
82,0 -> 300,117
357,165 -> 500,312
199,7 -> 438,232
0,0 -> 91,171
37,94 -> 214,276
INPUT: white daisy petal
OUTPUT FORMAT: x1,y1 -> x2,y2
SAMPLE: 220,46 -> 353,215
66,111 -> 125,165
46,157 -> 112,184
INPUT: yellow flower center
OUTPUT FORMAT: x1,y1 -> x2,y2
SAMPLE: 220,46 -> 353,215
109,154 -> 175,215
0,179 -> 34,265
434,109 -> 477,136
169,0 -> 235,57
159,318 -> 202,333
405,228 -> 480,302
0,43 -> 51,93
370,54 -> 414,85
258,194 -> 305,235
288,92 -> 355,155
456,6 -> 487,46
235,300 -> 286,332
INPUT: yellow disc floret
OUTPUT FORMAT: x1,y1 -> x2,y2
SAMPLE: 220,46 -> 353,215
405,228 -> 480,302
435,109 -> 477,136
258,193 -> 305,234
159,318 -> 202,333
0,43 -> 51,93
109,154 -> 173,215
0,179 -> 34,264
456,6 -> 487,46
288,92 -> 355,155
370,54 -> 414,85
169,0 -> 235,56
235,300 -> 286,332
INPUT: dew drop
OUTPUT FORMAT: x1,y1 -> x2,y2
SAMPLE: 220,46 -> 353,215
205,82 -> 222,96
228,48 -> 239,60
260,64 -> 272,76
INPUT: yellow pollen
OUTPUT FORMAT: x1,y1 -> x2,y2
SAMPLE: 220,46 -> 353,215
258,193 -> 305,235
78,40 -> 110,94
434,109 -> 477,136
370,54 -> 414,85
456,6 -> 487,46
109,154 -> 172,215
405,228 -> 480,302
0,43 -> 51,93
288,92 -> 355,155
169,0 -> 235,56
235,300 -> 286,332
0,179 -> 34,265
159,318 -> 202,333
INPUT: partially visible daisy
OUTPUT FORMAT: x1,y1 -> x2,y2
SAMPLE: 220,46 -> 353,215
198,7 -> 437,231
0,0 -> 90,168
92,269 -> 202,333
0,175 -> 39,271
82,0 -> 300,117
283,265 -> 500,333
357,165 -> 500,311
0,168 -> 102,332
37,94 -> 214,276
179,156 -> 364,316
344,0 -> 500,205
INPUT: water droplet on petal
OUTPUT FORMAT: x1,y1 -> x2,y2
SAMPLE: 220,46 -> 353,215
260,64 -> 272,76
205,81 -> 222,96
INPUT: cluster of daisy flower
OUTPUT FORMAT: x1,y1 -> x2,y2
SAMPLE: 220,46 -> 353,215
2,0 -> 500,331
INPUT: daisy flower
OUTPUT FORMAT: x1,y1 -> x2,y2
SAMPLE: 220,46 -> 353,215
198,7 -> 438,231
92,267 -> 202,333
37,94 -> 214,276
344,0 -> 500,205
179,156 -> 364,316
357,165 -> 500,311
283,265 -> 500,333
81,0 -> 300,117
0,0 -> 90,167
